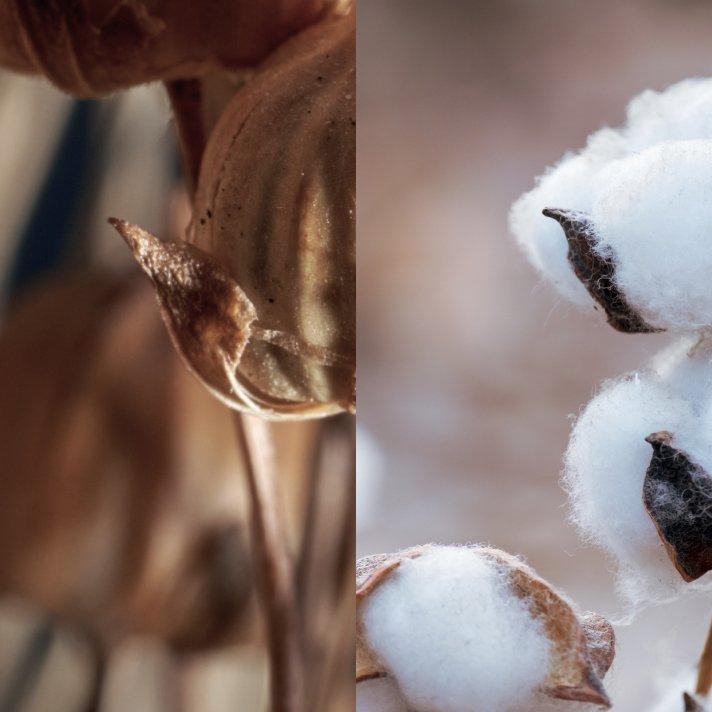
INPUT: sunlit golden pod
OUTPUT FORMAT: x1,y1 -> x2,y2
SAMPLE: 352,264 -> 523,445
0,0 -> 347,96
114,8 -> 355,419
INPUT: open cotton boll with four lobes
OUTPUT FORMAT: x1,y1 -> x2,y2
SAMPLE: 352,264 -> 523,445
356,545 -> 615,712
113,8 -> 355,419
0,0 -> 347,96
509,77 -> 712,333
564,335 -> 712,607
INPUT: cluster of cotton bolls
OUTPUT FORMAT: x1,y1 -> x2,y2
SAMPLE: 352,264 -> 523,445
356,546 -> 612,712
565,335 -> 712,606
509,78 -> 712,331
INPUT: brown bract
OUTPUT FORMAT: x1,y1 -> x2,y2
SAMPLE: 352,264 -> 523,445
685,692 -> 709,711
355,545 -> 614,708
644,431 -> 712,582
114,10 -> 355,419
1,0 -> 347,96
542,207 -> 662,334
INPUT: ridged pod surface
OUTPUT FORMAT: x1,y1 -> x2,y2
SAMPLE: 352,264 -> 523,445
190,8 -> 355,417
1,0 -> 341,96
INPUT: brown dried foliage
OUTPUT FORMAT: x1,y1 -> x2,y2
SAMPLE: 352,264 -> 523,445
114,10 -> 355,419
543,207 -> 662,334
0,0 -> 347,96
644,431 -> 712,582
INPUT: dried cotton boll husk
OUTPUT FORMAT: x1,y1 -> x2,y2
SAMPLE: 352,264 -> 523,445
356,545 -> 614,712
564,336 -> 712,606
113,10 -> 355,419
0,0 -> 345,97
509,77 -> 712,332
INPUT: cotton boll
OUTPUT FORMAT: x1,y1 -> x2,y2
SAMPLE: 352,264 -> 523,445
624,78 -> 712,150
359,546 -> 552,712
356,678 -> 408,712
590,141 -> 712,331
510,77 -> 712,323
564,338 -> 712,605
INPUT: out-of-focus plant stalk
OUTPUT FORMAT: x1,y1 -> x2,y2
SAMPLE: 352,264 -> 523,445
233,413 -> 304,712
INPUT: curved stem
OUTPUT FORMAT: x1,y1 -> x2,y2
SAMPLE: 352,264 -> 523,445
233,413 -> 304,712
696,617 -> 712,697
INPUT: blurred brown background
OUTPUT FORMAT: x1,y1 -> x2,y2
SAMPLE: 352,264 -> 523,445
357,1 -> 712,709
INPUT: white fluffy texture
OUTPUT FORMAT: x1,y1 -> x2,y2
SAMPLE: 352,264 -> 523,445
359,546 -> 552,712
510,77 -> 712,329
355,677 -> 592,712
648,668 -> 697,712
356,678 -> 408,712
565,336 -> 712,607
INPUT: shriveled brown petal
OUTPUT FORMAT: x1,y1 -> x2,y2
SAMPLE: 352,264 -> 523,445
355,545 -> 613,708
644,431 -> 712,582
112,218 -> 346,419
542,207 -> 662,334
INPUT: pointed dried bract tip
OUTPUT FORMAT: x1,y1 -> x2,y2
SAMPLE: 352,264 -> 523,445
111,218 -> 346,419
644,431 -> 712,582
542,207 -> 662,334
355,545 -> 614,709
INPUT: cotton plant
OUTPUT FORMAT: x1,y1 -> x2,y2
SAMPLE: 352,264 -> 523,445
509,77 -> 712,708
354,545 -> 615,712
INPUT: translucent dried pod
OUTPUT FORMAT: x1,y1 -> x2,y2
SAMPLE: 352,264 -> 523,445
0,0 -> 348,96
355,545 -> 615,710
113,9 -> 355,419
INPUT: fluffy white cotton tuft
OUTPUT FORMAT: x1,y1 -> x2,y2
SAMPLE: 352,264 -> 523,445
510,77 -> 712,330
359,546 -> 552,712
564,336 -> 712,607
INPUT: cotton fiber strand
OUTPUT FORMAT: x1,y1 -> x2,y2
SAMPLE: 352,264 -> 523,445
509,77 -> 712,330
564,336 -> 712,607
359,546 -> 551,712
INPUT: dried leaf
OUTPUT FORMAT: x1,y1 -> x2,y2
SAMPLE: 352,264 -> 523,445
644,431 -> 712,582
111,219 -> 345,419
355,545 -> 613,708
542,207 -> 662,334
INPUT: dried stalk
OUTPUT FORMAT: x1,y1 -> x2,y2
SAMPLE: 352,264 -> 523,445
696,617 -> 712,698
233,413 -> 304,712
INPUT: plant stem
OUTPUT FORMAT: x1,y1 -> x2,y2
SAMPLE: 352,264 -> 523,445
696,617 -> 712,697
233,413 -> 304,712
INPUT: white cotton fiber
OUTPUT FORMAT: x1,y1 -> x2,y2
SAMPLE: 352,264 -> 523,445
359,546 -> 552,712
564,336 -> 712,607
591,141 -> 712,330
356,678 -> 408,712
648,668 -> 698,712
510,77 -> 712,330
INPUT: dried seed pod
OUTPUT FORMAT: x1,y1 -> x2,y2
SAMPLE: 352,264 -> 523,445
114,9 -> 355,419
643,431 -> 712,582
1,0 -> 347,96
356,545 -> 614,710
542,208 -> 661,334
